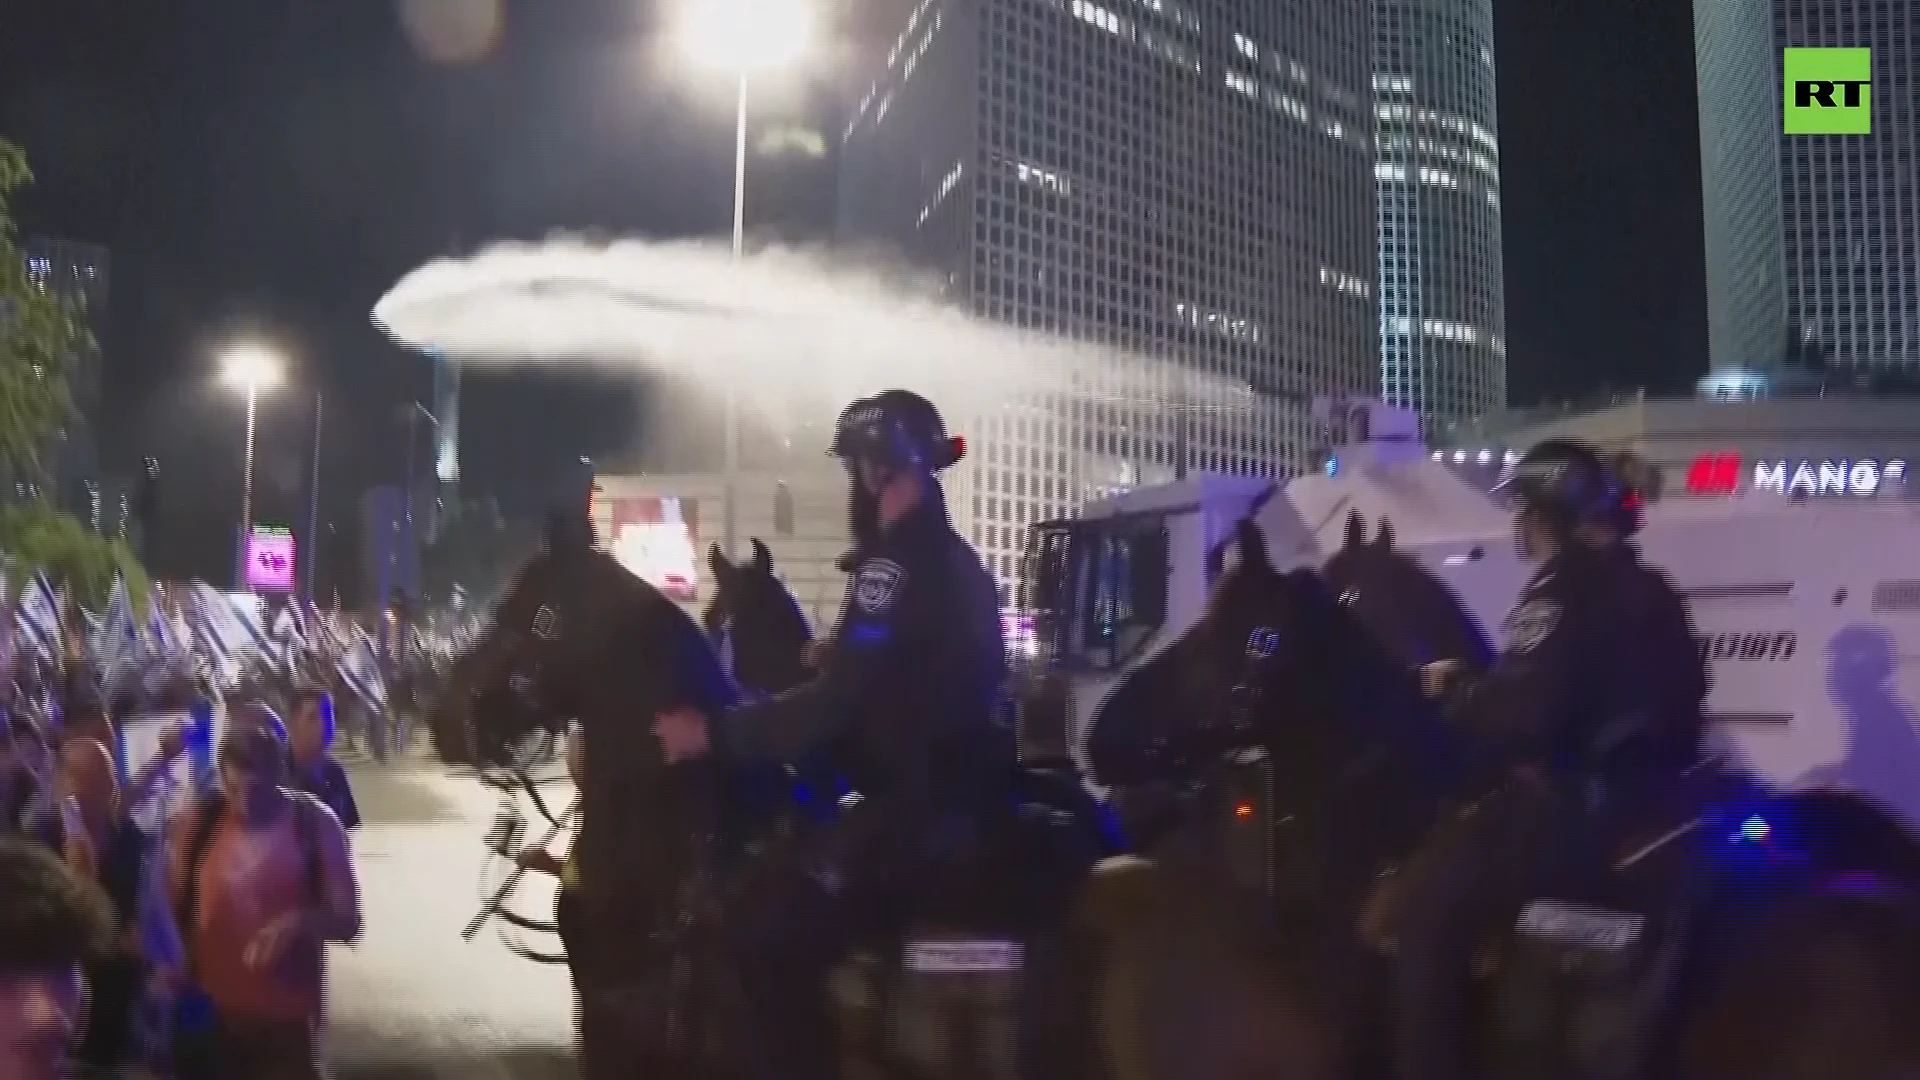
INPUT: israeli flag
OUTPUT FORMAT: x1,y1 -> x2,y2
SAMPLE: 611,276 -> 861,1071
336,626 -> 386,709
228,593 -> 280,665
94,575 -> 141,669
273,603 -> 312,660
15,572 -> 63,662
146,592 -> 184,659
91,574 -> 153,697
187,584 -> 239,660
188,584 -> 244,686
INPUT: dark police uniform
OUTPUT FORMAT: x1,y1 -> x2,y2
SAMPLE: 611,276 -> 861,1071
717,489 -> 1010,832
1601,545 -> 1709,781
1445,545 -> 1644,778
1394,543 -> 1648,1080
716,486 -> 1012,1080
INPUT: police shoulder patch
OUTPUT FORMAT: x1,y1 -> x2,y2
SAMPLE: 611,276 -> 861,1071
1503,599 -> 1562,655
853,558 -> 909,615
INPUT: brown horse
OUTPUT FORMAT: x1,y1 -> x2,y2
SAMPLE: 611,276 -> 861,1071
1075,516 -> 1920,1080
428,521 -> 742,1078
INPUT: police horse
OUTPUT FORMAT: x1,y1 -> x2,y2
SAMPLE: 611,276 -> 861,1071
1074,514 -> 1920,1080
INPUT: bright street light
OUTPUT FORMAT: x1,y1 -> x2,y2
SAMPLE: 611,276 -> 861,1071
220,343 -> 285,393
674,0 -> 812,562
677,0 -> 812,74
219,342 -> 286,590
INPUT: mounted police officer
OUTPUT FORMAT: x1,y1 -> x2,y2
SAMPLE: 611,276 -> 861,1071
1396,439 -> 1656,1080
1582,452 -> 1710,788
653,389 -> 1013,1080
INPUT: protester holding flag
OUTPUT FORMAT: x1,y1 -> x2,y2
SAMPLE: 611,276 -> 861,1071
53,737 -> 185,1075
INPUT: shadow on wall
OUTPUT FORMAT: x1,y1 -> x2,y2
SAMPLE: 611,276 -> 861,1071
1817,626 -> 1920,829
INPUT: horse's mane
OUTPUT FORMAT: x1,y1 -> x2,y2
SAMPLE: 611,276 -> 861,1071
1270,565 -> 1436,746
1326,513 -> 1494,671
1089,532 -> 1437,790
578,550 -> 735,716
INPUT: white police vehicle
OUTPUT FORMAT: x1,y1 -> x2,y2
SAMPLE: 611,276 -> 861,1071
1029,398 -> 1920,832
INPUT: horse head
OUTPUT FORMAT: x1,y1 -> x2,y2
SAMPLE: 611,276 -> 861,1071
1091,513 -> 1456,901
441,513 -> 735,773
703,539 -> 814,699
1322,513 -> 1494,674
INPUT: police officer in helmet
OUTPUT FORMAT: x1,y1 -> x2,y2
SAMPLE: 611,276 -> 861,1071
1579,452 -> 1710,790
1397,439 -> 1653,1080
653,389 -> 1012,1080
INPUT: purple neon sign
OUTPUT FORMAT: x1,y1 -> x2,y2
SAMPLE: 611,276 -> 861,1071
246,527 -> 297,592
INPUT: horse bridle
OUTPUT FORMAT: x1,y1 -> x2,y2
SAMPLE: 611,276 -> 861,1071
1222,625 -> 1285,737
712,615 -> 772,707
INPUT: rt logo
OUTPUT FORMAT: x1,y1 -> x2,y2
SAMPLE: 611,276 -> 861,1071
1784,48 -> 1870,135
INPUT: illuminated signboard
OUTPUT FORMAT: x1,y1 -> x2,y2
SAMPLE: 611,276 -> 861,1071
1685,453 -> 1742,496
246,526 -> 297,592
1684,452 -> 1908,497
596,494 -> 699,603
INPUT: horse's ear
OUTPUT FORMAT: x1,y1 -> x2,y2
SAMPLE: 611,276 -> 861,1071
750,538 -> 772,575
1344,509 -> 1365,551
1374,517 -> 1395,551
707,543 -> 731,581
1236,517 -> 1270,571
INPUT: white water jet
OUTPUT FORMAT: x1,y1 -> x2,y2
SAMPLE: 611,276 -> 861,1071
372,235 -> 1278,447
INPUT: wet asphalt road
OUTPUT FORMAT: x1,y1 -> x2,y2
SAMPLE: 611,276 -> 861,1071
323,753 -> 578,1079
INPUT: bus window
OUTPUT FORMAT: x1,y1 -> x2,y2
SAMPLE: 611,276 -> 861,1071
1027,515 -> 1168,672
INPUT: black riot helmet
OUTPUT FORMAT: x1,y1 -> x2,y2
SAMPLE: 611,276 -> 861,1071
1494,439 -> 1623,538
828,389 -> 966,473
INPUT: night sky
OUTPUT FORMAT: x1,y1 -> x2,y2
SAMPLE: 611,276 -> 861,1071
0,0 -> 1703,586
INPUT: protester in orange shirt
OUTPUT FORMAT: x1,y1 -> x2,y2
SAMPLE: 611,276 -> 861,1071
170,723 -> 360,1079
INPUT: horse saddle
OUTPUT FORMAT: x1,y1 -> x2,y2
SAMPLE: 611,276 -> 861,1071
1484,819 -> 1709,1080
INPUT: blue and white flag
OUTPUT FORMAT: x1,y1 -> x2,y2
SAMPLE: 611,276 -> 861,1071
187,585 -> 238,660
336,625 -> 386,709
187,584 -> 245,686
146,592 -> 183,657
15,572 -> 63,663
273,603 -> 313,661
93,575 -> 142,672
228,593 -> 281,668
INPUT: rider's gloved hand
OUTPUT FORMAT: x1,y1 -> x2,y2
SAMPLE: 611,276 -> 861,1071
653,706 -> 712,764
1420,659 -> 1463,700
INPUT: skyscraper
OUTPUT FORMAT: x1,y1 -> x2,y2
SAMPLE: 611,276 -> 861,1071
1372,0 -> 1506,433
1695,0 -> 1918,375
838,0 -> 1380,598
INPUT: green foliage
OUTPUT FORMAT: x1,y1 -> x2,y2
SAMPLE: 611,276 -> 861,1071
0,138 -> 90,480
1,502 -> 149,613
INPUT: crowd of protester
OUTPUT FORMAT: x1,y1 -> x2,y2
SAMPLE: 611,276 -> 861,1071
0,656 -> 365,1080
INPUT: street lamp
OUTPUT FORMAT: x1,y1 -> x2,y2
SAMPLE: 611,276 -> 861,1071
221,344 -> 284,590
676,0 -> 813,560
397,402 -> 441,609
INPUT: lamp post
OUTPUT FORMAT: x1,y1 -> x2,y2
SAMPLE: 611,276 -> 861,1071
678,0 -> 812,560
305,393 -> 323,604
400,401 -> 440,604
221,344 -> 284,591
